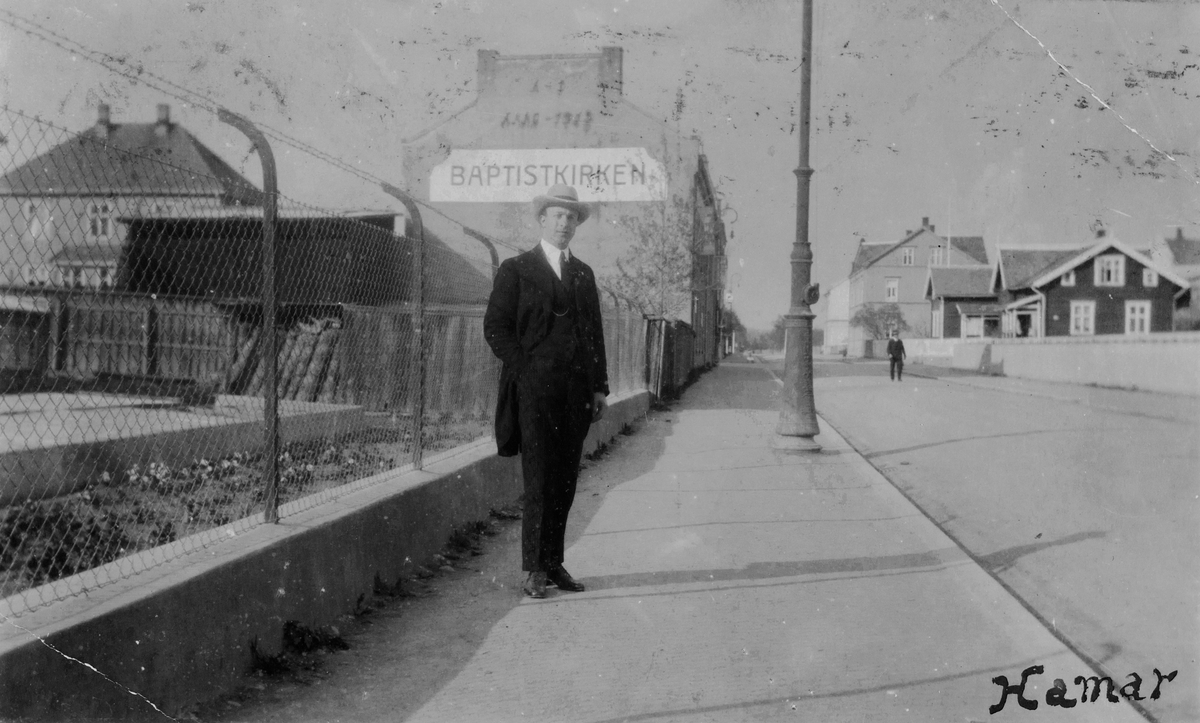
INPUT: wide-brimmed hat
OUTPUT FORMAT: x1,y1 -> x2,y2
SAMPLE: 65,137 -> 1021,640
532,184 -> 590,224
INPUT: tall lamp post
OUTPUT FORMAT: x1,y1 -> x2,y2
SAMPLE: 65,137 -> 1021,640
774,0 -> 822,452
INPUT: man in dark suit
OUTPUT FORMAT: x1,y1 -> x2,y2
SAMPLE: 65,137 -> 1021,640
484,184 -> 609,599
886,330 -> 906,381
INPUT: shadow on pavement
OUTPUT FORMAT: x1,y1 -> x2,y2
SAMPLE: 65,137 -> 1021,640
978,530 -> 1107,574
586,657 -> 1044,723
568,546 -> 967,595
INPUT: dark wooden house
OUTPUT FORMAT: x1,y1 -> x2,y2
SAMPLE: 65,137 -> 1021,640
1025,237 -> 1188,336
924,266 -> 999,338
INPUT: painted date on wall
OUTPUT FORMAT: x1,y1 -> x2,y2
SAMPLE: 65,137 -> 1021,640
500,111 -> 593,132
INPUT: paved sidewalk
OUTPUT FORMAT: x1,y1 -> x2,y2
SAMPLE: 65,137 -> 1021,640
395,362 -> 1144,722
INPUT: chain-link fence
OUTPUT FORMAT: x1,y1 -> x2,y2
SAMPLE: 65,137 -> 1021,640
0,105 -> 654,616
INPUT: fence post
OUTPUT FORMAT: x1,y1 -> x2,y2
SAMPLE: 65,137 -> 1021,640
626,298 -> 642,391
219,109 -> 281,523
605,289 -> 621,394
463,226 -> 500,279
380,183 -> 426,469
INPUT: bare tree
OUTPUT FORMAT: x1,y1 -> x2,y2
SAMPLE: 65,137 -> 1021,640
606,195 -> 693,318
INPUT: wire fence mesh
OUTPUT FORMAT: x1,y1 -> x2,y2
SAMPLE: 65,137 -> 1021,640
0,105 -> 656,617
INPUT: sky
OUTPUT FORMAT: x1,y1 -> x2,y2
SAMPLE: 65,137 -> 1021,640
1,0 -> 1198,329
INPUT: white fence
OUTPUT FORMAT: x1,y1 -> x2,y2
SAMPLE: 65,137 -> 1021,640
952,332 -> 1200,396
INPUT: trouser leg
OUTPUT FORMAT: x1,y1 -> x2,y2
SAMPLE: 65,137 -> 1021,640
890,358 -> 897,380
518,362 -> 591,571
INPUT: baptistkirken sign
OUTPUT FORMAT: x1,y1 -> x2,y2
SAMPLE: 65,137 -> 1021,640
429,148 -> 668,203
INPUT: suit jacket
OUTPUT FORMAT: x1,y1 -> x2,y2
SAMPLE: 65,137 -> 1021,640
484,245 -> 609,456
886,338 -> 906,360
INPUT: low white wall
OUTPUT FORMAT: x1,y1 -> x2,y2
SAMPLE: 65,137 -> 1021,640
856,338 -> 955,364
904,338 -> 958,365
952,333 -> 1200,396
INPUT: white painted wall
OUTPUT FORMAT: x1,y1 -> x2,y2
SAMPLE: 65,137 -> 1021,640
951,333 -> 1200,396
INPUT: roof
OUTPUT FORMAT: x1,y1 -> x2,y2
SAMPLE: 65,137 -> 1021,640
119,206 -> 399,222
1028,237 -> 1189,290
0,118 -> 261,203
948,236 -> 988,265
850,241 -> 898,274
1005,294 -> 1041,310
851,229 -> 988,275
993,246 -> 1086,291
1166,231 -> 1200,265
926,266 -> 995,299
954,301 -> 1003,315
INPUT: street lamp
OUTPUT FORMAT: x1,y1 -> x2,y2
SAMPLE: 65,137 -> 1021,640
773,0 -> 821,452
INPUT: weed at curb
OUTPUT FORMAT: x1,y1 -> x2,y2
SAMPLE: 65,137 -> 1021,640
248,621 -> 349,678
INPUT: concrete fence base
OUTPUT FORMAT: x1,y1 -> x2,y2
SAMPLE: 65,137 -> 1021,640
0,389 -> 651,720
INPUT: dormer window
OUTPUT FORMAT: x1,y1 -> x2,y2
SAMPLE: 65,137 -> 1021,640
1143,269 -> 1158,287
1061,270 -> 1076,287
87,201 -> 114,239
1094,254 -> 1125,287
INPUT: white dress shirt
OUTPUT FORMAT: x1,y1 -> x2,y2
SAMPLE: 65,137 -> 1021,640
539,239 -> 570,281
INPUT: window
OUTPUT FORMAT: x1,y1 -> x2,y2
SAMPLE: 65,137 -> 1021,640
1094,254 -> 1125,287
1125,301 -> 1150,334
67,267 -> 84,289
901,247 -> 914,266
929,246 -> 945,266
99,266 -> 113,289
1061,270 -> 1076,287
1070,301 -> 1095,335
1143,269 -> 1158,287
87,201 -> 114,239
884,277 -> 899,301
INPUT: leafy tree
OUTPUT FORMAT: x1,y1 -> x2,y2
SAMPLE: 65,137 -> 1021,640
722,307 -> 748,348
770,315 -> 786,350
850,303 -> 910,340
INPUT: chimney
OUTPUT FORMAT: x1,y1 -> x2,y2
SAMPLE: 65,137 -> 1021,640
600,47 -> 624,97
477,50 -> 499,96
96,103 -> 111,140
599,47 -> 624,114
155,103 -> 170,137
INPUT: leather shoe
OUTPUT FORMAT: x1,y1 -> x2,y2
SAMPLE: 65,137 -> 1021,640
522,571 -> 547,599
547,566 -> 585,592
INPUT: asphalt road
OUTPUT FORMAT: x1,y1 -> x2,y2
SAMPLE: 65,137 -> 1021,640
801,359 -> 1200,723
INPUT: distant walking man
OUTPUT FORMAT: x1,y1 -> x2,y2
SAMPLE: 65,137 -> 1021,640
886,330 -> 906,381
484,184 -> 609,599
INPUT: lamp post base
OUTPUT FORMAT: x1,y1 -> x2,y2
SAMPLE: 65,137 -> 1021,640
772,434 -> 822,453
